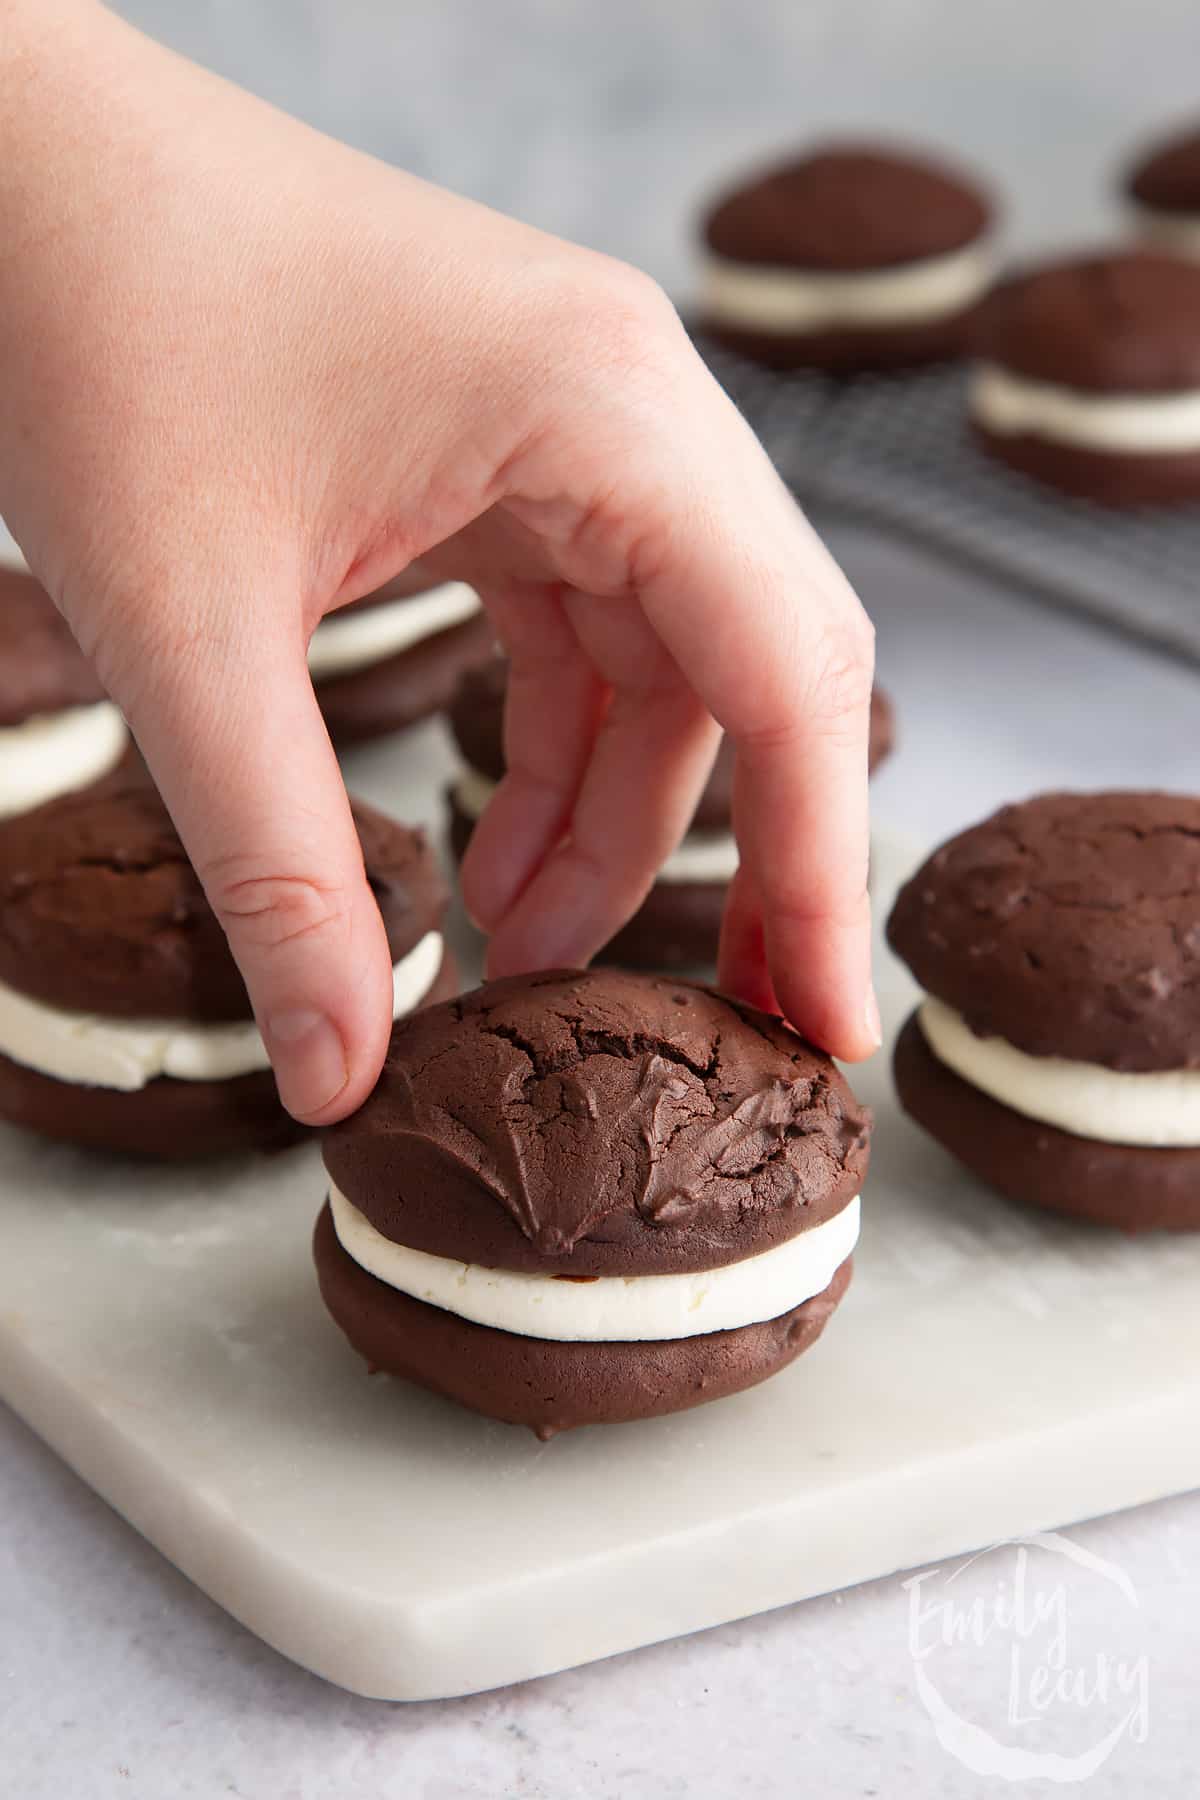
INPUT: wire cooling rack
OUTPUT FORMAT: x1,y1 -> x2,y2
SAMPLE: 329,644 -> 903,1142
695,339 -> 1200,667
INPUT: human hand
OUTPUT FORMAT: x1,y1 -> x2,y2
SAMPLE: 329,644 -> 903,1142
0,1 -> 877,1124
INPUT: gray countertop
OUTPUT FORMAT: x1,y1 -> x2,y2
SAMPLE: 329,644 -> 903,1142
10,3 -> 1200,1792
7,531 -> 1199,1799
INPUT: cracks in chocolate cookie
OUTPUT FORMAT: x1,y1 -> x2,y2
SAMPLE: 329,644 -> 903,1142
330,969 -> 870,1270
0,778 -> 446,1021
888,791 -> 1200,1070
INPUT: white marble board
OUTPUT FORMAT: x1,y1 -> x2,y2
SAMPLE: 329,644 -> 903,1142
1,719 -> 1198,1702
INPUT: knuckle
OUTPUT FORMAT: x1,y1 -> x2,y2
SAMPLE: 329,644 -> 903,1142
563,256 -> 684,378
808,621 -> 877,728
204,864 -> 351,956
764,881 -> 871,933
601,261 -> 680,335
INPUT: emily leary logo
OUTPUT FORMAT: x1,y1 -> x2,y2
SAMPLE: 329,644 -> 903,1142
904,1532 -> 1150,1783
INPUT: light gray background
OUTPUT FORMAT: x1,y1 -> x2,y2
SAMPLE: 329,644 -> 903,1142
9,4 -> 1200,1795
116,0 -> 1200,291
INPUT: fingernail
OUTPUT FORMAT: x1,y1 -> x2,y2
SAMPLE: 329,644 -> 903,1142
266,1009 -> 349,1121
864,987 -> 883,1050
463,893 -> 496,935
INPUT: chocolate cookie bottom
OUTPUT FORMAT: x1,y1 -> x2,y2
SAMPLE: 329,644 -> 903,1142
598,879 -> 725,970
894,1011 -> 1200,1231
972,423 -> 1200,507
0,950 -> 460,1160
699,307 -> 978,374
318,613 -> 495,747
313,1200 -> 853,1436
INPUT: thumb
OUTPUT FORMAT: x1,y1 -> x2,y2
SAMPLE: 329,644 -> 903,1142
100,595 -> 394,1125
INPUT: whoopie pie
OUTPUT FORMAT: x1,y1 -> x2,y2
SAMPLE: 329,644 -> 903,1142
0,776 -> 455,1157
699,139 -> 995,371
316,968 -> 869,1436
889,791 -> 1200,1230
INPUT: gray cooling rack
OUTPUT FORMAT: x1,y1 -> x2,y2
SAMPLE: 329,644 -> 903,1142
697,340 -> 1200,667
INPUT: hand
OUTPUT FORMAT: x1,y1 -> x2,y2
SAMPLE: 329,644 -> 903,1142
0,1 -> 878,1124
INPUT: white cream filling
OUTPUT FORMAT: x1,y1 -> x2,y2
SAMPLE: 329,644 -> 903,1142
701,241 -> 991,335
1131,205 -> 1200,260
453,770 -> 738,885
0,701 -> 127,820
329,1184 -> 859,1342
970,362 -> 1200,454
451,767 -> 499,822
653,829 -> 739,885
308,583 -> 481,682
919,994 -> 1200,1148
0,930 -> 443,1092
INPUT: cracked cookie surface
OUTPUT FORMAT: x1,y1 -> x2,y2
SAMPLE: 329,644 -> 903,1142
887,790 -> 1200,1070
323,968 -> 869,1275
0,776 -> 446,1020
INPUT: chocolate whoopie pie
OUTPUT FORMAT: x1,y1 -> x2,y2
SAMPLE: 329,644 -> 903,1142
310,574 -> 494,747
0,567 -> 128,819
0,777 -> 455,1158
888,791 -> 1200,1231
967,251 -> 1200,504
699,140 -> 994,372
446,657 -> 894,969
1125,123 -> 1200,259
317,968 -> 868,1435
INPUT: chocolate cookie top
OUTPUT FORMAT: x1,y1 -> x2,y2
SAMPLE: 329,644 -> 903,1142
887,791 -> 1200,1071
1126,125 -> 1200,214
0,568 -> 108,728
704,142 -> 991,272
0,777 -> 446,1022
324,968 -> 869,1277
971,251 -> 1200,393
449,659 -> 893,831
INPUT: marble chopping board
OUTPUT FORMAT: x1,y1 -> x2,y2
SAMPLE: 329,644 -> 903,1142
2,717 -> 1199,1703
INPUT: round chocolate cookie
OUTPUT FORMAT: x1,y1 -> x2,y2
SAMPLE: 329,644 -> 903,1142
0,567 -> 129,817
699,140 -> 994,372
446,657 -> 894,970
318,968 -> 868,1433
311,579 -> 495,748
887,790 -> 1200,1229
0,776 -> 453,1158
1125,123 -> 1200,258
967,251 -> 1200,504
